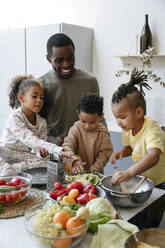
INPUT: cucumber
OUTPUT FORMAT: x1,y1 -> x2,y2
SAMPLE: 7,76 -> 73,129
0,185 -> 19,192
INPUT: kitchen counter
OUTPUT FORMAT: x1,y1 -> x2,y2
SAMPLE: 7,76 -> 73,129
0,187 -> 164,248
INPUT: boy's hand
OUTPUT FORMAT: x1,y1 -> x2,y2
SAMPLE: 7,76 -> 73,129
61,148 -> 74,158
90,164 -> 101,173
72,160 -> 86,174
39,147 -> 49,157
111,170 -> 131,184
110,151 -> 123,164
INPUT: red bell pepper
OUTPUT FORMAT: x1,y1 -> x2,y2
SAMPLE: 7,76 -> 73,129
76,193 -> 89,204
84,184 -> 97,194
76,192 -> 98,204
87,192 -> 98,201
49,188 -> 66,200
66,181 -> 84,193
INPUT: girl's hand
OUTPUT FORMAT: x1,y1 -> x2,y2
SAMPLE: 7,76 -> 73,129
111,170 -> 131,184
72,160 -> 86,174
110,151 -> 123,164
39,147 -> 49,157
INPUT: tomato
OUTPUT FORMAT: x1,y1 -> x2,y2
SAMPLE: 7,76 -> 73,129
0,193 -> 5,202
11,192 -> 19,202
54,182 -> 63,190
0,179 -> 6,185
66,217 -> 85,235
6,182 -> 14,186
5,194 -> 12,204
53,211 -> 71,228
11,177 -> 22,186
19,186 -> 27,196
54,237 -> 72,248
19,180 -> 26,186
68,189 -> 79,199
66,182 -> 84,193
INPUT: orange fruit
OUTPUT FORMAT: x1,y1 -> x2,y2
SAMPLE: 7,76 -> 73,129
54,237 -> 72,248
66,217 -> 85,235
68,189 -> 79,199
62,196 -> 76,204
53,211 -> 70,228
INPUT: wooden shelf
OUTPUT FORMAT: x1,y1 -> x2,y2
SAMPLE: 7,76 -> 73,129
113,54 -> 165,58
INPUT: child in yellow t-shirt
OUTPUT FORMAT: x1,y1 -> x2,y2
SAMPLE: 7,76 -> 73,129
110,69 -> 165,188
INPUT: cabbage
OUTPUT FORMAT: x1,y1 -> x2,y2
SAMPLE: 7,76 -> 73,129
86,198 -> 116,219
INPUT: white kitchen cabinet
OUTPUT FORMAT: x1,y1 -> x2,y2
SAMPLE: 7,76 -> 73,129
0,23 -> 93,135
0,28 -> 26,135
26,23 -> 93,76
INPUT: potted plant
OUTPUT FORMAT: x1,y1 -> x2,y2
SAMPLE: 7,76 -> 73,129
115,47 -> 165,88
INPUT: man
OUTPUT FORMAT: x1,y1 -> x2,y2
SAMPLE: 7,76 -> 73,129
40,33 -> 105,145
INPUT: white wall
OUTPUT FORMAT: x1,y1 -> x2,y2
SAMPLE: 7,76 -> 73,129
1,0 -> 165,127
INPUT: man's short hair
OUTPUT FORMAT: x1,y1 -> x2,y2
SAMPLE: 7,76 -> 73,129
47,33 -> 75,56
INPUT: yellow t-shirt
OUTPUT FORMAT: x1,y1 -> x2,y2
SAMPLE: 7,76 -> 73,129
122,116 -> 165,186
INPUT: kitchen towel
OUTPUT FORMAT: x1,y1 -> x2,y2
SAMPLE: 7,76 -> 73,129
90,219 -> 139,248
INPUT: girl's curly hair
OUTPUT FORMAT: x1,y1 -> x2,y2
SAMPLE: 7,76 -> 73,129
111,69 -> 152,115
9,75 -> 44,109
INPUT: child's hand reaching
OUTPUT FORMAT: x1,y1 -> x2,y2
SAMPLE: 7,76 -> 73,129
111,170 -> 131,184
110,151 -> 123,164
72,160 -> 86,174
39,147 -> 49,157
61,147 -> 74,158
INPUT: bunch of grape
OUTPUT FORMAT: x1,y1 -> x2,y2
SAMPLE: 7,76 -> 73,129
34,203 -> 75,236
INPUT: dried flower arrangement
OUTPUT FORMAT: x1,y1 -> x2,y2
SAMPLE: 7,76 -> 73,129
115,47 -> 165,87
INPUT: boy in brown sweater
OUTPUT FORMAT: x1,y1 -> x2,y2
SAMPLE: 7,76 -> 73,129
62,94 -> 113,174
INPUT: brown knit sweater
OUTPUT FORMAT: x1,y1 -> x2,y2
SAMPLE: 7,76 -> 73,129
62,121 -> 113,173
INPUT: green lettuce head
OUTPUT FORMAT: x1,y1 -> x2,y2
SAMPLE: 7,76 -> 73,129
86,198 -> 117,232
86,198 -> 117,219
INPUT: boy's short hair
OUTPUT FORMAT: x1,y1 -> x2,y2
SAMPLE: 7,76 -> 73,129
47,33 -> 75,57
77,93 -> 103,116
112,69 -> 152,115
